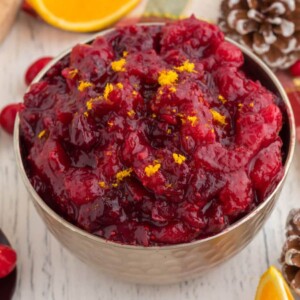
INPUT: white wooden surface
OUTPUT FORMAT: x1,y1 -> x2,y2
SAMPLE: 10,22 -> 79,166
1,12 -> 300,300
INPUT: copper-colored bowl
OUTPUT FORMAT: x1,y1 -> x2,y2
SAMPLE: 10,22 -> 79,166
14,24 -> 295,284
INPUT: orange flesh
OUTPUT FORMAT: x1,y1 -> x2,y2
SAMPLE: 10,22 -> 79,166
260,281 -> 282,300
255,267 -> 294,300
41,0 -> 133,22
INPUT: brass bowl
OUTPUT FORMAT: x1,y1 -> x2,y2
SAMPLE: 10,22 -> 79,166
14,24 -> 295,284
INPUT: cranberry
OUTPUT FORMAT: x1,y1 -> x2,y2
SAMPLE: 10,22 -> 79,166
215,41 -> 243,67
194,143 -> 252,173
290,60 -> 300,77
236,104 -> 282,152
25,57 -> 53,86
177,202 -> 207,229
69,113 -> 100,149
219,171 -> 253,218
0,103 -> 23,135
251,139 -> 283,201
151,222 -> 198,244
0,245 -> 17,279
206,202 -> 228,234
213,66 -> 248,101
64,169 -> 103,205
160,16 -> 223,58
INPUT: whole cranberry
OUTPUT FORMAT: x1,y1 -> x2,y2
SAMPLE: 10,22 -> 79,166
215,41 -> 243,67
0,244 -> 17,279
290,60 -> 300,77
25,57 -> 53,86
0,103 -> 24,135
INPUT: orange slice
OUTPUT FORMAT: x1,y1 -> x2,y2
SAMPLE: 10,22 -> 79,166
27,0 -> 140,32
255,266 -> 294,300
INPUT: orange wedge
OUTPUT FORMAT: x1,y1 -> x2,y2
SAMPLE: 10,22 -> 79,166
27,0 -> 140,32
255,266 -> 294,300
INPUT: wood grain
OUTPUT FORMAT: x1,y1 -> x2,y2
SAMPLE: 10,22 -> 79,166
0,11 -> 299,300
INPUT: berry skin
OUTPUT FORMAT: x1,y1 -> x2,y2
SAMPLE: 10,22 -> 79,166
290,60 -> 300,77
215,41 -> 243,67
25,57 -> 53,86
0,103 -> 24,135
0,244 -> 17,279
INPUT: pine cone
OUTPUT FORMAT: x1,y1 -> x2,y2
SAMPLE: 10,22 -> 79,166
280,209 -> 300,295
218,0 -> 300,69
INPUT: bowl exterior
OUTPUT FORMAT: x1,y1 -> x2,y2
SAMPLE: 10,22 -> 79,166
31,184 -> 282,284
14,24 -> 295,285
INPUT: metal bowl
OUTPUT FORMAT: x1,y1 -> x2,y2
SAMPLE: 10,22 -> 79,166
14,24 -> 295,284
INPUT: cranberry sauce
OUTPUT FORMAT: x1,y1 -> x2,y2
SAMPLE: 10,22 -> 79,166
19,17 -> 284,246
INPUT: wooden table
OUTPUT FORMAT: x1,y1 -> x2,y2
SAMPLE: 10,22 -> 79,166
0,11 -> 299,300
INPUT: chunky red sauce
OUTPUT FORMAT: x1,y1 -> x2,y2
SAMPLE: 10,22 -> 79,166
20,17 -> 284,246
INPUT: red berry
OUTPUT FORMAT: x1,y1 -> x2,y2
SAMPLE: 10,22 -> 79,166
215,41 -> 243,67
290,60 -> 300,77
64,170 -> 102,205
25,57 -> 53,86
0,103 -> 24,135
251,140 -> 283,200
0,244 -> 17,279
